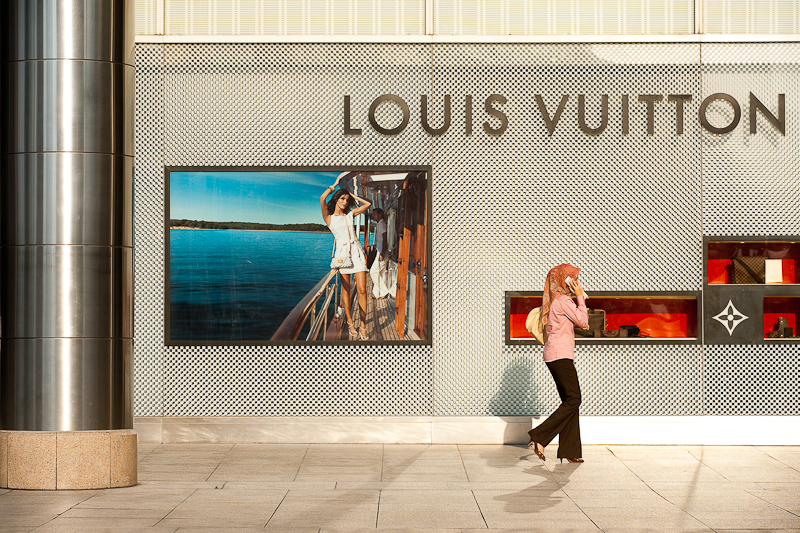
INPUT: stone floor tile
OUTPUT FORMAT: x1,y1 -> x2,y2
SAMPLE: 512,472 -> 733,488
687,511 -> 800,529
336,481 -> 450,490
169,500 -> 281,515
139,471 -> 214,482
181,488 -> 288,503
0,514 -> 61,528
322,529 -> 457,533
2,443 -> 800,532
58,507 -> 172,519
378,474 -> 470,482
603,524 -> 712,533
294,473 -> 383,482
264,529 -> 320,533
462,472 -> 555,483
223,481 -> 336,490
377,508 -> 486,529
745,488 -> 800,510
155,444 -> 235,451
138,464 -> 219,473
480,511 -> 598,530
304,444 -> 383,455
714,530 -> 800,533
0,502 -> 87,516
280,488 -> 379,503
619,466 -> 729,483
159,518 -> 269,529
448,480 -> 563,490
462,528 -> 600,533
0,490 -> 98,504
585,512 -> 708,531
382,460 -> 466,469
757,481 -> 800,490
133,480 -> 222,489
163,509 -> 276,524
268,510 -> 377,529
388,444 -> 459,451
176,527 -> 274,533
378,489 -> 478,509
32,517 -> 167,531
646,480 -> 765,492
206,472 -> 298,482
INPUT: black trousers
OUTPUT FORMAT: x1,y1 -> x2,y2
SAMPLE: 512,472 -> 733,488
527,358 -> 582,459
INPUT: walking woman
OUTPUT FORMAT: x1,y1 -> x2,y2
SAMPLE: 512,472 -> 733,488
528,264 -> 588,463
320,175 -> 372,340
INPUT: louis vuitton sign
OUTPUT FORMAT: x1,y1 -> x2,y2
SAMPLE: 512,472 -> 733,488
343,92 -> 785,137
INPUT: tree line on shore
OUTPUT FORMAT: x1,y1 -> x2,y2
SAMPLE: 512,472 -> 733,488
169,219 -> 328,232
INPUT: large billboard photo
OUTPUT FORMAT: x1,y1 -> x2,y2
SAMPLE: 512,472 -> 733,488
165,167 -> 431,345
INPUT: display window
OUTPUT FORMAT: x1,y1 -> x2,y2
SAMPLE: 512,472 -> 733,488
505,292 -> 700,345
764,296 -> 799,340
707,239 -> 799,285
165,166 -> 431,346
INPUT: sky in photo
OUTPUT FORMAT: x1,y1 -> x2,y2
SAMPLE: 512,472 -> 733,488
170,170 -> 341,225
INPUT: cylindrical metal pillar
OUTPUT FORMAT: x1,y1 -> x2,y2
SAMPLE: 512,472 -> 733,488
0,1 -> 134,433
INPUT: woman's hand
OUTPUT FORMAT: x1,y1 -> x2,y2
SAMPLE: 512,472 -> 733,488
349,193 -> 372,217
568,278 -> 585,298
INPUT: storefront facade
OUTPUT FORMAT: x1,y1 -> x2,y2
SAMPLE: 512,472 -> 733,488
131,35 -> 800,444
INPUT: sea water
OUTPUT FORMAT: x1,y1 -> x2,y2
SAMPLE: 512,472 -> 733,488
169,229 -> 335,341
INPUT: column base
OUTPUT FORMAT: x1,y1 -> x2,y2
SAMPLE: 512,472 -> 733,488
0,429 -> 137,490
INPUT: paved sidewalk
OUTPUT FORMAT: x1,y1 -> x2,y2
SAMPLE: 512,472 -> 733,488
1,443 -> 799,532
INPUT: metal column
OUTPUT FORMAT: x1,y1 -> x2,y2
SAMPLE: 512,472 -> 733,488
0,0 -> 134,431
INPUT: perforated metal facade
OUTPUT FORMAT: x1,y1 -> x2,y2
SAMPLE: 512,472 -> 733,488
134,42 -> 800,418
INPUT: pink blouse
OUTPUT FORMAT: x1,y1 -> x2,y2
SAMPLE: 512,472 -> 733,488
543,294 -> 588,362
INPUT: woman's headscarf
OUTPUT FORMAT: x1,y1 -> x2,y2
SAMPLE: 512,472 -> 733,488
540,264 -> 581,328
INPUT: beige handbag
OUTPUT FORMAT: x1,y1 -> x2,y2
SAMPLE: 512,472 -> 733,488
525,307 -> 548,345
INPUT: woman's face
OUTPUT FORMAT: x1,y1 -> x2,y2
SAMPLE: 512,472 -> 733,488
337,194 -> 350,209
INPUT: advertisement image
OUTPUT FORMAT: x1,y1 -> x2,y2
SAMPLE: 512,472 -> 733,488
166,168 -> 431,345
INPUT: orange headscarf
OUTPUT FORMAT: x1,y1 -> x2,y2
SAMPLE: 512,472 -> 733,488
540,264 -> 581,328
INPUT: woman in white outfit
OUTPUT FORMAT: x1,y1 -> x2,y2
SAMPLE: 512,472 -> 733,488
320,176 -> 372,340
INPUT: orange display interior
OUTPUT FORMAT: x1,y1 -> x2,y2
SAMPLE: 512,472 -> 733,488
509,296 -> 697,339
707,241 -> 799,284
763,297 -> 800,336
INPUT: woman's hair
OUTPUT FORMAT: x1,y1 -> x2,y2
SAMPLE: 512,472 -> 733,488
327,188 -> 355,215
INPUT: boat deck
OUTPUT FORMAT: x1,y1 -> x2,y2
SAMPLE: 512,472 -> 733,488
328,276 -> 420,342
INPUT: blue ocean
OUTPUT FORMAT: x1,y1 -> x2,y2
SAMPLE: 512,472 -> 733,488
169,229 -> 336,341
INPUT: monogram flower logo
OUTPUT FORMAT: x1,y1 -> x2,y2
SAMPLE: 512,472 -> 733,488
712,300 -> 749,336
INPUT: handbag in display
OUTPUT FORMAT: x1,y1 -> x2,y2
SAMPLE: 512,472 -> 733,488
731,256 -> 766,284
330,243 -> 353,270
525,307 -> 547,345
574,308 -> 607,337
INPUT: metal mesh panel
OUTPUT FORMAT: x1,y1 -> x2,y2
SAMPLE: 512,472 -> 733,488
133,42 -> 799,420
164,345 -> 432,416
163,44 -> 432,167
431,43 -> 702,415
134,44 -> 166,417
701,43 -> 800,236
491,345 -> 703,417
705,345 -> 800,415
136,43 -> 434,416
